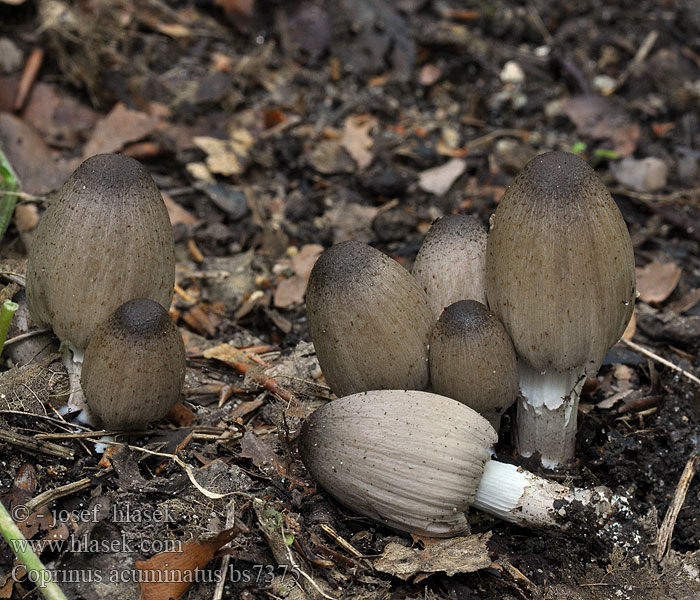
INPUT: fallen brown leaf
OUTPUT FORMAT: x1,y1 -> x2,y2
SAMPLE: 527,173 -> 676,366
418,158 -> 466,195
341,115 -> 376,170
136,529 -> 237,600
82,102 -> 160,158
636,261 -> 682,304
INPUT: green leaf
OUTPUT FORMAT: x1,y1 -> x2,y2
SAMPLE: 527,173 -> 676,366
593,148 -> 620,161
569,142 -> 587,155
0,148 -> 20,242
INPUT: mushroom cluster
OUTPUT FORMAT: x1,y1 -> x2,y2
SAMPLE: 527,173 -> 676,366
26,153 -> 185,430
304,149 -> 635,497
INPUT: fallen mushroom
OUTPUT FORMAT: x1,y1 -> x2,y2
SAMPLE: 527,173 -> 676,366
300,390 -> 617,537
412,215 -> 487,320
486,151 -> 636,467
81,298 -> 185,430
25,153 -> 176,416
305,241 -> 433,397
429,300 -> 518,429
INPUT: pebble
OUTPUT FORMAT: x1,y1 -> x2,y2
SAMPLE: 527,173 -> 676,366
612,157 -> 668,192
0,38 -> 22,73
500,60 -> 525,85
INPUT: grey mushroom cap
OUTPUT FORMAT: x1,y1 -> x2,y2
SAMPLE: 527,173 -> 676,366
81,298 -> 185,430
305,241 -> 433,397
299,390 -> 497,537
485,151 -> 636,375
430,300 -> 518,428
26,153 -> 175,349
412,215 -> 487,320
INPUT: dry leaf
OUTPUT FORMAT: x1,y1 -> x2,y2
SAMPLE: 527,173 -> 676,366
162,193 -> 198,225
274,244 -> 323,308
418,158 -> 466,195
636,261 -> 682,303
136,529 -> 237,600
340,115 -> 375,169
239,431 -> 285,475
374,533 -> 491,580
193,129 -> 254,176
562,96 -> 639,157
83,103 -> 160,157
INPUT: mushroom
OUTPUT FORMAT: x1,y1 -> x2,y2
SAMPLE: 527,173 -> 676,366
429,300 -> 518,429
412,215 -> 487,321
305,241 -> 433,397
485,151 -> 636,467
26,153 -> 175,350
25,153 -> 175,417
300,390 -> 617,537
81,298 -> 185,430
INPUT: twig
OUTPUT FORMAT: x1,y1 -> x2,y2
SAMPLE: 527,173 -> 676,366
24,478 -> 92,514
619,338 -> 700,387
655,448 -> 699,562
318,523 -> 363,559
213,500 -> 237,600
607,30 -> 658,95
1,190 -> 50,204
0,429 -> 74,459
463,128 -> 530,151
14,47 -> 44,111
0,499 -> 68,600
2,327 -> 53,347
609,187 -> 700,207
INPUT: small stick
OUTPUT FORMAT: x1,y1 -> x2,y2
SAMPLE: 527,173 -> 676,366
318,523 -> 363,559
0,429 -> 74,459
213,500 -> 237,600
655,449 -> 699,562
2,327 -> 53,347
14,47 -> 44,111
24,478 -> 92,515
619,338 -> 700,387
607,30 -> 658,95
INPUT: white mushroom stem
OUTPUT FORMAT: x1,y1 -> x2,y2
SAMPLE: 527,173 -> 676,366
473,460 -> 616,528
516,361 -> 586,468
59,342 -> 95,425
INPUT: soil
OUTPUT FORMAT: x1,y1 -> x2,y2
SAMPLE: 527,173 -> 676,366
1,1 -> 700,599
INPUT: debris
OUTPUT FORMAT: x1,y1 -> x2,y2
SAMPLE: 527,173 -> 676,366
418,158 -> 466,195
374,533 -> 492,580
83,103 -> 160,157
636,260 -> 681,303
340,115 -> 376,170
612,157 -> 668,192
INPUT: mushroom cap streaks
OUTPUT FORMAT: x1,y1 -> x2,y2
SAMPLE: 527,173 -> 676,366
299,389 -> 497,537
485,151 -> 636,374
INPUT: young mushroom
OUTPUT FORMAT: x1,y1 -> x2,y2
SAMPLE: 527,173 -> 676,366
429,300 -> 518,429
81,298 -> 185,430
305,241 -> 433,397
25,153 -> 176,416
412,215 -> 487,321
486,151 -> 636,467
300,390 -> 617,537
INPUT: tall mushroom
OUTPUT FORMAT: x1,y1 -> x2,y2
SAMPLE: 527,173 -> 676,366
412,215 -> 487,321
26,153 -> 175,416
429,300 -> 518,429
300,390 -> 617,537
305,241 -> 433,397
485,151 -> 636,466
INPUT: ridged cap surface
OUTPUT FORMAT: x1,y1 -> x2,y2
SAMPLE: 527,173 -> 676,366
81,298 -> 185,430
26,154 -> 175,349
430,300 -> 518,426
412,215 -> 487,320
485,151 -> 635,374
306,241 -> 433,396
299,390 -> 497,537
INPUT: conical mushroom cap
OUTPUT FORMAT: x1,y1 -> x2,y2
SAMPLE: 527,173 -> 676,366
430,300 -> 518,427
412,215 -> 487,320
306,241 -> 433,397
300,390 -> 497,537
81,298 -> 185,430
26,154 -> 175,349
485,151 -> 636,375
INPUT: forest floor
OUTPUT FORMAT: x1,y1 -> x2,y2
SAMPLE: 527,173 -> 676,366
1,1 -> 700,599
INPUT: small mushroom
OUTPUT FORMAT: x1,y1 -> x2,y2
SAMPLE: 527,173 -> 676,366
412,215 -> 487,320
81,298 -> 185,430
300,390 -> 618,537
486,151 -> 636,466
305,241 -> 433,397
26,153 -> 175,350
429,300 -> 518,429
